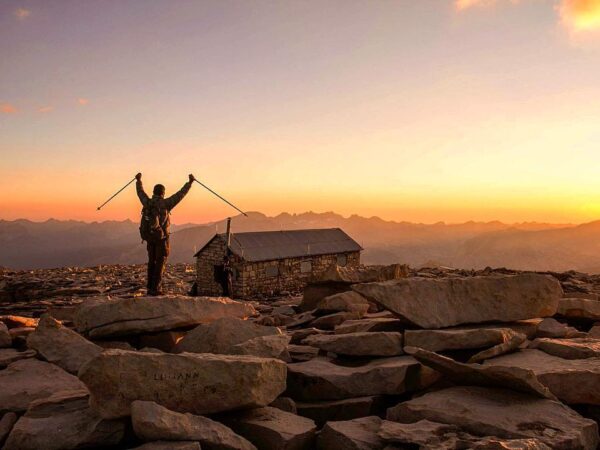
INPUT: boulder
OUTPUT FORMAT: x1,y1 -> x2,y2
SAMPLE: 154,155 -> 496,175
353,274 -> 561,329
174,317 -> 281,354
467,332 -> 527,363
0,359 -> 86,413
557,298 -> 600,321
131,400 -> 256,450
78,349 -> 287,418
315,291 -> 370,315
300,264 -> 408,311
377,419 -> 461,447
536,318 -> 581,339
287,345 -> 320,362
74,295 -> 256,339
0,322 -> 11,348
139,330 -> 187,352
230,335 -> 291,360
404,327 -> 522,352
386,386 -> 599,450
270,397 -> 297,414
0,316 -> 38,329
404,347 -> 555,399
225,406 -> 317,450
589,324 -> 600,338
314,264 -> 410,284
334,317 -> 403,334
303,332 -> 403,356
290,328 -> 332,345
286,356 -> 437,401
0,349 -> 36,368
484,349 -> 600,405
309,312 -> 362,330
0,413 -> 18,447
295,397 -> 386,427
3,390 -> 125,450
130,443 -> 201,450
379,420 -> 552,449
26,315 -> 102,374
317,416 -> 383,450
530,337 -> 600,359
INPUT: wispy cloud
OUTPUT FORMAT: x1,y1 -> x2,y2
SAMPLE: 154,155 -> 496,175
14,8 -> 31,20
77,98 -> 90,106
37,106 -> 54,113
0,103 -> 17,114
559,0 -> 600,32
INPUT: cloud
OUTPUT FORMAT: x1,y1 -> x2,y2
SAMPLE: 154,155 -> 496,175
0,103 -> 17,114
559,0 -> 600,31
14,8 -> 31,20
77,98 -> 90,106
37,106 -> 54,113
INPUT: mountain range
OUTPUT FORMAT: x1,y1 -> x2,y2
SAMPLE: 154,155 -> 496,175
2,212 -> 600,273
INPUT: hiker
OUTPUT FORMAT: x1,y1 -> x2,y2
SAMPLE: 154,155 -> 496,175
221,254 -> 234,297
136,172 -> 195,295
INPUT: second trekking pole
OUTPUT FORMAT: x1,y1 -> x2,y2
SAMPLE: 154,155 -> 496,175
193,178 -> 248,217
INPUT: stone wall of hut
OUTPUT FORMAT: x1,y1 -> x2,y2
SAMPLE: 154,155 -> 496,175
234,251 -> 360,298
195,237 -> 360,298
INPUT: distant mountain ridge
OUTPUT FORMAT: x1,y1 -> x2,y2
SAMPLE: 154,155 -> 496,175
2,212 -> 598,273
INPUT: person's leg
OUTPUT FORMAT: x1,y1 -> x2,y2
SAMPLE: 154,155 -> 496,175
147,242 -> 156,294
153,238 -> 169,295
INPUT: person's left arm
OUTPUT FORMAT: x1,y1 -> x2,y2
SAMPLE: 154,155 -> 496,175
164,174 -> 194,210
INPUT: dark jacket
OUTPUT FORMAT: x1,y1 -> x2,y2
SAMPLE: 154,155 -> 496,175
136,180 -> 192,237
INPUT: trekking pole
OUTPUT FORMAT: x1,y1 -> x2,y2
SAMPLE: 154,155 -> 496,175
193,179 -> 248,217
96,177 -> 136,211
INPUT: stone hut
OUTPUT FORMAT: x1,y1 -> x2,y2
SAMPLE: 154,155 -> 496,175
194,228 -> 362,298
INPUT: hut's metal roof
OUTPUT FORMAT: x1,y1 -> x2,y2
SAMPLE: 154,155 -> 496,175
194,228 -> 362,262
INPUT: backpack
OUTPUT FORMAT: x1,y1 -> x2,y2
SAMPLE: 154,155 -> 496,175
139,199 -> 167,243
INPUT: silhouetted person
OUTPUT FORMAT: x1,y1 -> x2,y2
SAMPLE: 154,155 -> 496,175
221,254 -> 234,297
136,173 -> 194,295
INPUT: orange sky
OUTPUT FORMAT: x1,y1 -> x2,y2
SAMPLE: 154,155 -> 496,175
2,1 -> 600,225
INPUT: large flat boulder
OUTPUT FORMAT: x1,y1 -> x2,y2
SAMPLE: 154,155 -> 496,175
530,337 -> 600,359
302,332 -> 403,356
387,386 -> 599,450
404,327 -> 522,352
174,317 -> 281,354
0,359 -> 87,413
26,315 -> 102,374
404,347 -> 555,399
0,349 -> 36,368
3,390 -> 125,450
131,400 -> 256,450
317,416 -> 383,450
484,349 -> 600,405
353,274 -> 561,329
557,298 -> 600,321
225,406 -> 317,450
74,295 -> 256,339
286,356 -> 437,401
78,349 -> 287,418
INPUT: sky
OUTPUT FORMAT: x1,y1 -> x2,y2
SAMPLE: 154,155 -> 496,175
2,0 -> 600,225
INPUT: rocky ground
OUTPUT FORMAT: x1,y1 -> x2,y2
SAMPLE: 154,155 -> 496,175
0,263 -> 600,449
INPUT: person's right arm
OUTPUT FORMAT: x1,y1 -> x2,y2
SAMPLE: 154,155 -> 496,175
135,173 -> 149,206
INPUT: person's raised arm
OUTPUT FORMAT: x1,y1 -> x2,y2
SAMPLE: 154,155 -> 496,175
135,173 -> 150,205
165,174 -> 194,210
